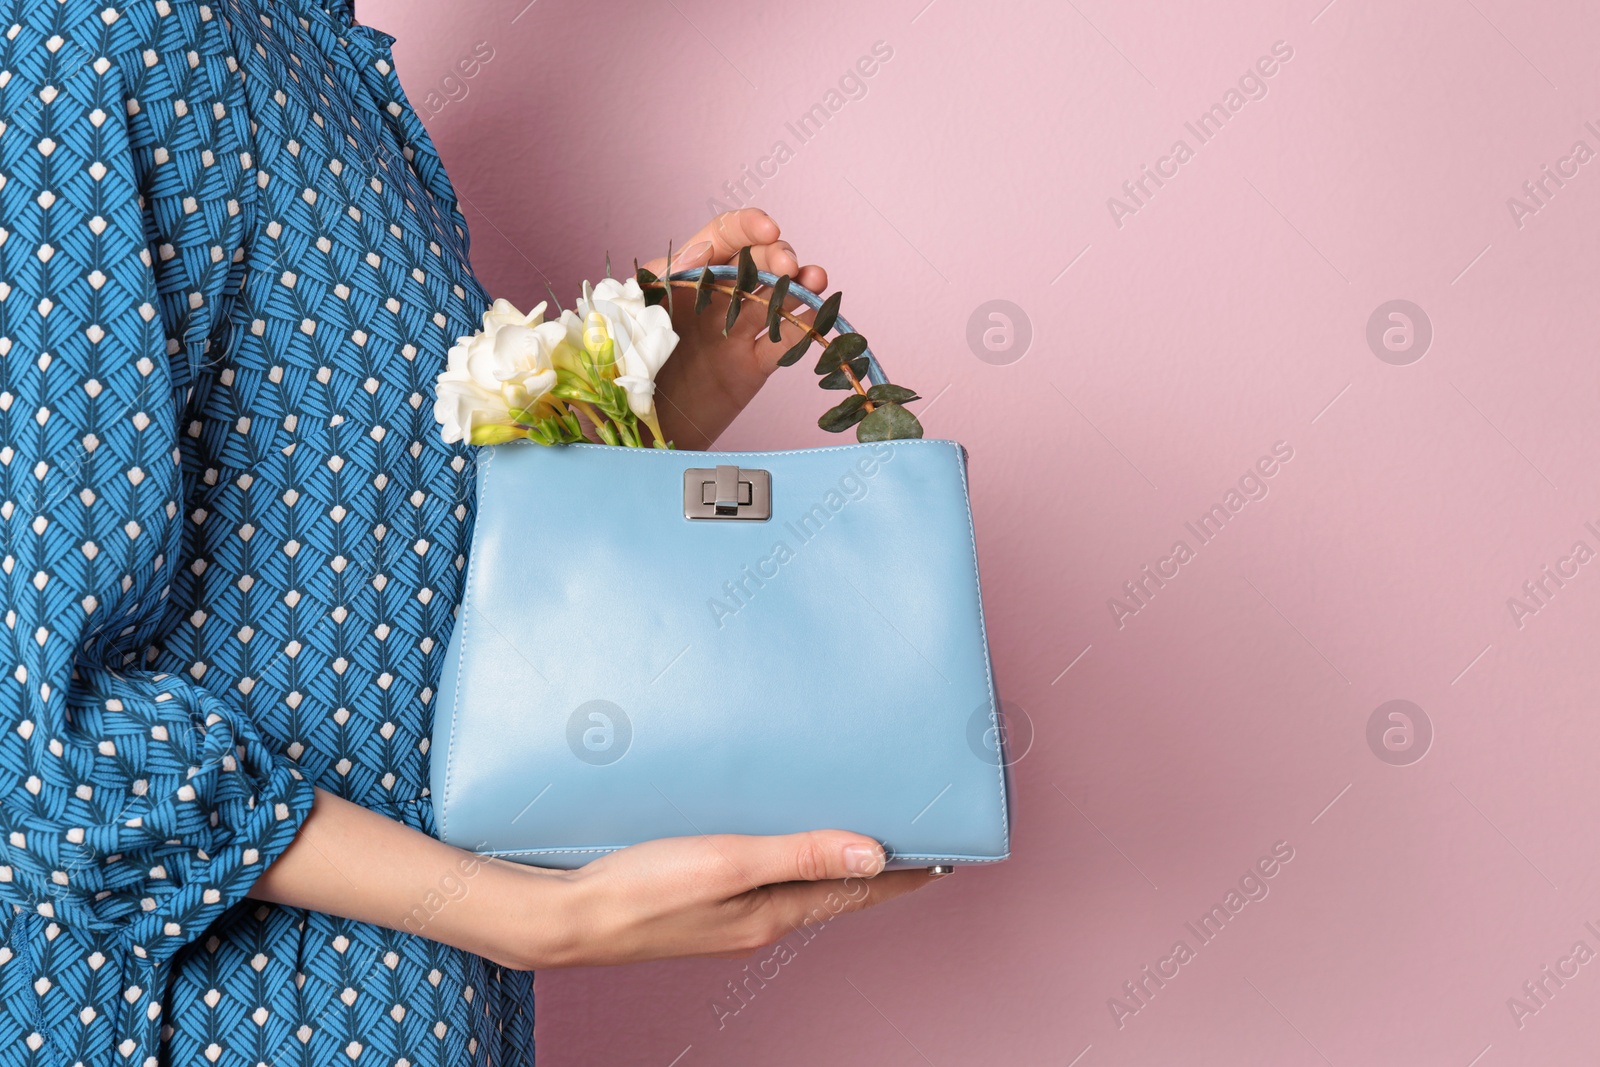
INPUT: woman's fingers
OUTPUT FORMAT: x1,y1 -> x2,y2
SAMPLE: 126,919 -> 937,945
746,242 -> 826,294
753,244 -> 826,294
633,213 -> 832,369
767,869 -> 936,922
638,239 -> 710,279
639,215 -> 827,320
731,245 -> 829,349
667,239 -> 714,272
659,240 -> 822,348
644,239 -> 794,286
701,829 -> 886,893
793,262 -> 827,293
552,832 -> 939,966
703,208 -> 781,261
734,869 -> 937,949
644,211 -> 822,282
642,208 -> 782,277
749,241 -> 798,277
697,831 -> 940,950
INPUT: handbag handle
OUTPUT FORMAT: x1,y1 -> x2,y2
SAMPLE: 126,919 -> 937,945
666,265 -> 889,387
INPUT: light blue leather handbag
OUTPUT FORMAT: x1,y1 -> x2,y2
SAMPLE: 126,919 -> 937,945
430,269 -> 1011,869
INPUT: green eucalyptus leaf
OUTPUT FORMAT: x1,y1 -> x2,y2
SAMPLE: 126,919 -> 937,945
819,356 -> 870,389
636,266 -> 665,307
766,275 -> 791,342
776,335 -> 812,367
818,394 -> 869,433
723,289 -> 744,334
694,266 -> 715,313
866,383 -> 920,404
856,402 -> 924,442
735,246 -> 758,293
814,332 -> 868,375
811,291 -> 842,336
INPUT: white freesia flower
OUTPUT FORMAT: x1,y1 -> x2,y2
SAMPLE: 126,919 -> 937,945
434,279 -> 681,448
611,372 -> 656,417
434,298 -> 561,444
576,278 -> 679,417
482,296 -> 543,332
433,375 -> 508,446
490,325 -> 558,405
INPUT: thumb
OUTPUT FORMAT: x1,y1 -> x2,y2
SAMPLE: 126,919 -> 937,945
641,239 -> 716,279
716,830 -> 887,890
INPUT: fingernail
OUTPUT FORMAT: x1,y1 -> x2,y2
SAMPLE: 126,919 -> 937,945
671,240 -> 713,268
844,844 -> 885,877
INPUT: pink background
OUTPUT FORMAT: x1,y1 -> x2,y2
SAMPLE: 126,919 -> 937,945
379,0 -> 1600,1063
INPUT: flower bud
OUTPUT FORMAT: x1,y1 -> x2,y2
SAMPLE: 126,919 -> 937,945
583,312 -> 610,357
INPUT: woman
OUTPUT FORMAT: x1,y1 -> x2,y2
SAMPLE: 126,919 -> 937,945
0,1 -> 931,1062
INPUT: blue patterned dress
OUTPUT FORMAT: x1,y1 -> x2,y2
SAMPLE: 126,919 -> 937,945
0,0 -> 536,1063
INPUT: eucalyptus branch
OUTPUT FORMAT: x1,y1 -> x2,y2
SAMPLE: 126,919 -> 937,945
656,278 -> 876,411
636,248 -> 924,442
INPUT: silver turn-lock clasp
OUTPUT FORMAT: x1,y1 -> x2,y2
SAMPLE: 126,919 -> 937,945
683,465 -> 772,521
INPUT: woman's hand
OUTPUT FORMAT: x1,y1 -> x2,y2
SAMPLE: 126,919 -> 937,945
250,789 -> 938,972
639,208 -> 829,450
518,829 -> 936,969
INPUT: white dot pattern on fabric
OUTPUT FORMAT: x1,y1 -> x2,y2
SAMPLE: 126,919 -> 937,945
0,0 -> 529,1063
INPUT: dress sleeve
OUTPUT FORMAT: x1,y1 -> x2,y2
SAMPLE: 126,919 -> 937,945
0,6 -> 314,963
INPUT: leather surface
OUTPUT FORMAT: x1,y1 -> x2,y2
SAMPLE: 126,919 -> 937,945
431,439 -> 1010,868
